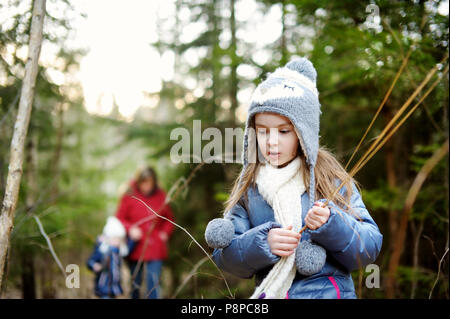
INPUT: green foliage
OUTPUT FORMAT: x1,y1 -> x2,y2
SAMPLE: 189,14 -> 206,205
362,183 -> 405,212
1,0 -> 448,299
396,265 -> 439,298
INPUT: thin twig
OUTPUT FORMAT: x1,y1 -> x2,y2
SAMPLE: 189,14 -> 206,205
351,65 -> 448,175
130,222 -> 156,294
33,215 -> 66,279
171,256 -> 208,298
344,45 -> 413,171
144,272 -> 160,299
12,178 -> 81,237
429,247 -> 449,299
132,196 -> 234,298
298,58 -> 449,268
127,152 -> 237,297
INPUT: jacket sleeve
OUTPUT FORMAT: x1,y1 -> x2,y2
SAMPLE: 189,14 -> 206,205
126,238 -> 137,255
308,181 -> 383,271
86,241 -> 103,272
115,195 -> 133,231
211,198 -> 281,279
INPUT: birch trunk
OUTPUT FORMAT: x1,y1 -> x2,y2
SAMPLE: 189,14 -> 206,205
20,132 -> 38,299
0,0 -> 46,289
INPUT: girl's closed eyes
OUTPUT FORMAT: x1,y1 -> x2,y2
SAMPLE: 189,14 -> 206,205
256,128 -> 291,135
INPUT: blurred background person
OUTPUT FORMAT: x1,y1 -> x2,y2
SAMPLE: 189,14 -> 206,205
86,216 -> 136,299
116,166 -> 175,299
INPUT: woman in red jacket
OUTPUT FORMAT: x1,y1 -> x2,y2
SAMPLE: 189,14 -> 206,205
116,167 -> 175,299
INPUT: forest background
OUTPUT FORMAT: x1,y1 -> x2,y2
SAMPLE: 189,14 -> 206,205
0,0 -> 448,299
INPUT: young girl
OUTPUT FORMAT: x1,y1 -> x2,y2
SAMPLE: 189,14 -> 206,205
210,57 -> 383,299
87,216 -> 136,299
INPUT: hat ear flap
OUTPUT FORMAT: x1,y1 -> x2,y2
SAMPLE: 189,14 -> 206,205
293,126 -> 309,164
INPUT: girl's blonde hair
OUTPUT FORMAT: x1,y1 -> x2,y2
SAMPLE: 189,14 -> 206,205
223,144 -> 361,218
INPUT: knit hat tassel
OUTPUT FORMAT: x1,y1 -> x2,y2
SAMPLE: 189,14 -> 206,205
309,164 -> 315,209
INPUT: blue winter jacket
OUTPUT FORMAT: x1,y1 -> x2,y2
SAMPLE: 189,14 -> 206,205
212,180 -> 383,299
87,237 -> 136,298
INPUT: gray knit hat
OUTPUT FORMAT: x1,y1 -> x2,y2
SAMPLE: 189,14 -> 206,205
240,57 -> 322,209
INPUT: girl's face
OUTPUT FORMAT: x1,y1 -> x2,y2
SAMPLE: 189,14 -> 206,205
108,237 -> 122,248
255,112 -> 299,168
138,177 -> 154,196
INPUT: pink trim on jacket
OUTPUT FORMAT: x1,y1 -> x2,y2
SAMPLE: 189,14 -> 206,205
328,276 -> 341,299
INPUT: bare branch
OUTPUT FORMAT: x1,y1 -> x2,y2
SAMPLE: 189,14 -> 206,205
429,247 -> 449,299
33,215 -> 66,279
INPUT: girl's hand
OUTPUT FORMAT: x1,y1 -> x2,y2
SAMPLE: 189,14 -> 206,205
305,201 -> 331,230
108,237 -> 121,247
129,226 -> 143,241
267,225 -> 301,257
159,232 -> 168,242
93,262 -> 102,273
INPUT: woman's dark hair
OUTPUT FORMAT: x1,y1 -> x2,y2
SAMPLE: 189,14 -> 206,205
136,166 -> 158,187
126,166 -> 158,195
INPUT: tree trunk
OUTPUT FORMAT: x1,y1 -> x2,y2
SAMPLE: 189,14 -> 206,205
39,258 -> 56,298
0,0 -> 46,288
210,0 -> 220,124
410,218 -> 424,298
386,139 -> 449,298
384,106 -> 399,245
383,104 -> 400,298
20,131 -> 39,299
26,133 -> 38,211
20,252 -> 36,299
0,156 -> 4,196
443,70 -> 449,267
229,0 -> 238,127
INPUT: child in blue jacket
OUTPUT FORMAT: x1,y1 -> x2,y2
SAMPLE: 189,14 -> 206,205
87,216 -> 136,299
207,57 -> 383,299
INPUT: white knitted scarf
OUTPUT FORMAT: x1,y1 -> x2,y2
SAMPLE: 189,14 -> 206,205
250,156 -> 306,299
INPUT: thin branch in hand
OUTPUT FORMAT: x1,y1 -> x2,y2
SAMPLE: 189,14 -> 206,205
132,196 -> 234,298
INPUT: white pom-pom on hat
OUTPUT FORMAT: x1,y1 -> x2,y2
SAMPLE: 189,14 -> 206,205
268,58 -> 319,97
285,57 -> 317,83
